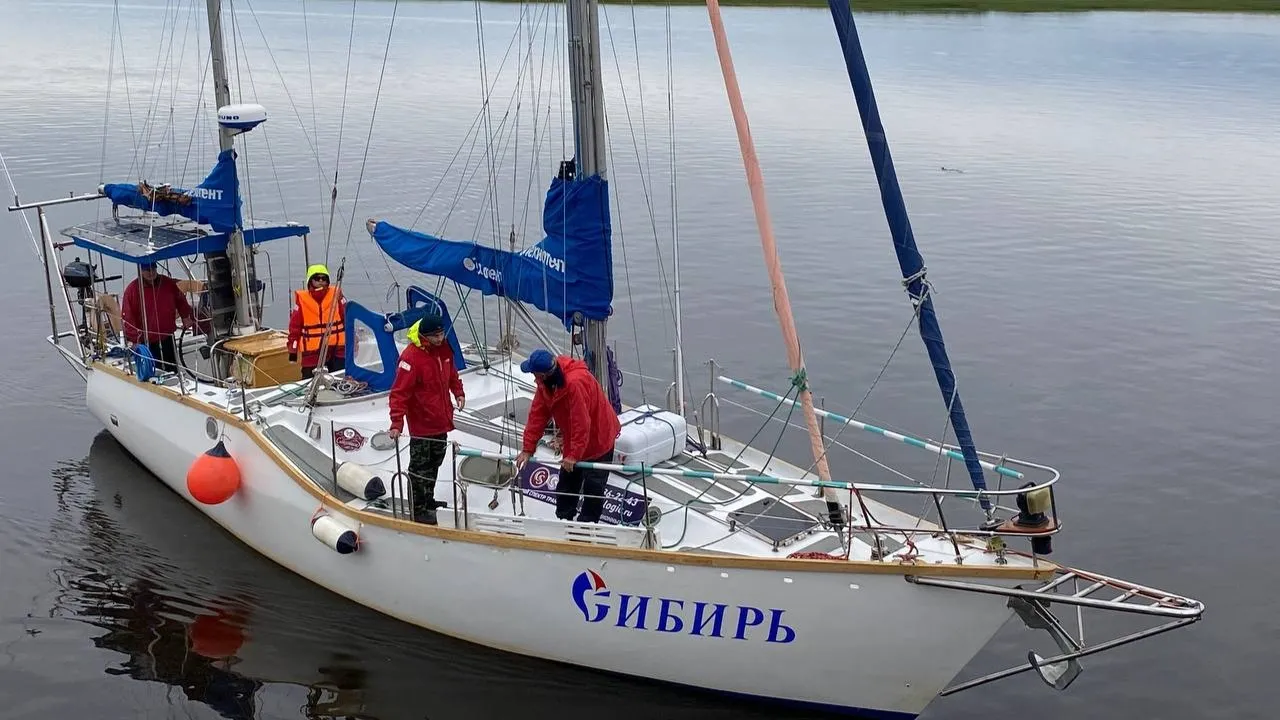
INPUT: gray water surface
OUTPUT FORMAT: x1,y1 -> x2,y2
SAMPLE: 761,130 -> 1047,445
1,2 -> 1277,718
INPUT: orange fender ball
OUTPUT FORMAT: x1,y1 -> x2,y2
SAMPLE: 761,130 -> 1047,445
187,440 -> 241,505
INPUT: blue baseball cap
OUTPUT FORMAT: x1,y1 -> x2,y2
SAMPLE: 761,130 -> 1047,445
520,348 -> 556,374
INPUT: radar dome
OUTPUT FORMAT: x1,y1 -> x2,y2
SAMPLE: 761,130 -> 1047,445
217,103 -> 267,133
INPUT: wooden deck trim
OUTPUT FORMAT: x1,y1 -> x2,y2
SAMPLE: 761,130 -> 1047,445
93,362 -> 1058,581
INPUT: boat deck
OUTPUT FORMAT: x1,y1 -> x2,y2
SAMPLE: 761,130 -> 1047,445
97,333 -> 1044,572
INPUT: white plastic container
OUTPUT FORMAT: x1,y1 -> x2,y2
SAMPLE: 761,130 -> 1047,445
613,405 -> 687,466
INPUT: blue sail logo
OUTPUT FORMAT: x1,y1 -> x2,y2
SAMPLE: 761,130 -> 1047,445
571,570 -> 610,622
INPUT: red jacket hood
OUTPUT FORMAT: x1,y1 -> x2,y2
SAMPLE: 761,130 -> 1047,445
555,356 -> 591,381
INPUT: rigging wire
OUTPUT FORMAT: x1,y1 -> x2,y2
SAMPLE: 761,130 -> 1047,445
473,0 -> 504,252
240,0 -> 348,236
164,0 -> 200,184
339,0 -> 403,310
0,151 -> 41,261
112,0 -> 141,186
178,35 -> 212,186
665,1 -> 691,406
228,3 -> 288,243
137,0 -> 180,179
96,0 -> 121,224
799,302 -> 923,479
412,10 -> 538,236
326,0 -> 361,264
301,0 -> 329,242
601,111 -> 647,405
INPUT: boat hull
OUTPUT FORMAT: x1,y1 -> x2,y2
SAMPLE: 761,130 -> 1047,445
85,367 -> 1018,718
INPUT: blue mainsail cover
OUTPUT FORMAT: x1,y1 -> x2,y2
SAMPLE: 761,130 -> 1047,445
102,148 -> 242,233
371,174 -> 613,328
826,0 -> 990,505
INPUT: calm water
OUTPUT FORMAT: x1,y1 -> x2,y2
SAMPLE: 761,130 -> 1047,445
2,1 -> 1278,718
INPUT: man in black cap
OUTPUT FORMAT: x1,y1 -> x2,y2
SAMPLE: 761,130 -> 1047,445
387,312 -> 465,524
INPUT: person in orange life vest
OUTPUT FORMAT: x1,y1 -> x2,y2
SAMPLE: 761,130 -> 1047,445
287,264 -> 347,380
387,313 -> 465,524
514,349 -> 621,524
121,262 -> 195,373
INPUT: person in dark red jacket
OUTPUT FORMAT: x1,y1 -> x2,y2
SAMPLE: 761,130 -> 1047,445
387,312 -> 464,524
515,348 -> 621,523
121,262 -> 195,373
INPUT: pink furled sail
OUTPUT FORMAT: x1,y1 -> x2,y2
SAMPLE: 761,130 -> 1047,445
702,0 -> 843,519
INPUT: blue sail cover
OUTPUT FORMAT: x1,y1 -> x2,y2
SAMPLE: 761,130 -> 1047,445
371,174 -> 613,328
102,148 -> 242,233
826,0 -> 990,505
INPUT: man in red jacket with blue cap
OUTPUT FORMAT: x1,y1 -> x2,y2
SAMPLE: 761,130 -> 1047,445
515,348 -> 621,524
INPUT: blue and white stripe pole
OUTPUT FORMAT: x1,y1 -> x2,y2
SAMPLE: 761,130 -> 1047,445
454,447 -> 1011,498
718,375 -> 1023,480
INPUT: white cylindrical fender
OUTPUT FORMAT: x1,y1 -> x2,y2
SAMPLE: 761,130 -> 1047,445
311,514 -> 359,554
336,462 -> 387,500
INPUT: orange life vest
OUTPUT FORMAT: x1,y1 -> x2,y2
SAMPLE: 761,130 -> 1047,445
295,288 -> 346,354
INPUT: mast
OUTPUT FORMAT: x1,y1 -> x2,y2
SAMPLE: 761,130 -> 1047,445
824,0 -> 991,511
565,0 -> 610,389
205,0 -> 257,338
702,0 -> 844,526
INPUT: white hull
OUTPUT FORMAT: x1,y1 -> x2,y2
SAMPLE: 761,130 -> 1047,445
84,364 -> 1029,718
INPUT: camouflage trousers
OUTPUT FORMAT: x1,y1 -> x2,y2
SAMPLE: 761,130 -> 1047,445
407,433 -> 448,522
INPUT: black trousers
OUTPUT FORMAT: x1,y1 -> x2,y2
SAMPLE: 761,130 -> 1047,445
144,336 -> 178,372
407,433 -> 449,520
556,447 -> 614,523
301,355 -> 346,379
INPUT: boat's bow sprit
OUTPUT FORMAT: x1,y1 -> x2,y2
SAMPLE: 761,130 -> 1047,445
911,566 -> 1204,696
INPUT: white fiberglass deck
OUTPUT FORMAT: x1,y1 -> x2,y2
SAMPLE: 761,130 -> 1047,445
109,335 -> 1037,572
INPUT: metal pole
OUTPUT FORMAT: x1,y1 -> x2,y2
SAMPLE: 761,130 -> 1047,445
38,211 -> 84,361
37,207 -> 59,347
565,0 -> 610,391
205,0 -> 256,337
672,190 -> 686,421
393,436 -> 403,520
7,192 -> 104,211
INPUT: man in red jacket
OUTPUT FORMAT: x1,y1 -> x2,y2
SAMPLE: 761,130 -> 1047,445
387,312 -> 465,524
515,348 -> 621,524
121,262 -> 195,373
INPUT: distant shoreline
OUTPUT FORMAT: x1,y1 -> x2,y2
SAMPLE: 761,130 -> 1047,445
475,0 -> 1279,12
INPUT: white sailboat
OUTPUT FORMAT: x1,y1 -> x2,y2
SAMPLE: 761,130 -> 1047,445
6,0 -> 1203,717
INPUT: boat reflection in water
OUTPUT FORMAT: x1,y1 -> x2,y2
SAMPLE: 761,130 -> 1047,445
46,431 -> 822,720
